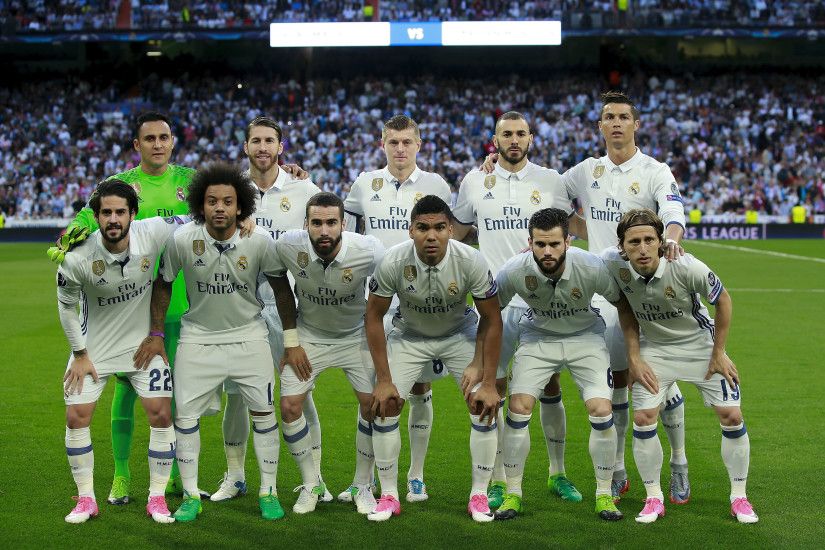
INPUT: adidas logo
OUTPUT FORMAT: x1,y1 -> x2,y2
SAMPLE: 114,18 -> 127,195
193,258 -> 206,267
370,193 -> 382,202
95,278 -> 108,286
406,284 -> 417,293
591,181 -> 600,189
297,270 -> 308,278
483,191 -> 495,200
528,293 -> 538,299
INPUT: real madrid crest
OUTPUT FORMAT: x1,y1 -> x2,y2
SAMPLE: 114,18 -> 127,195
530,190 -> 541,205
237,256 -> 248,270
176,186 -> 186,201
525,275 -> 538,291
297,251 -> 309,268
403,265 -> 417,282
448,281 -> 459,296
193,240 -> 205,256
629,182 -> 640,195
131,183 -> 141,195
372,178 -> 383,192
619,268 -> 631,284
664,286 -> 676,300
571,287 -> 583,300
140,257 -> 151,272
280,197 -> 291,212
92,260 -> 105,276
593,165 -> 604,179
414,192 -> 423,203
342,268 -> 353,283
484,175 -> 496,189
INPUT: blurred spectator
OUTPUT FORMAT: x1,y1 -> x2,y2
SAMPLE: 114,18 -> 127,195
0,70 -> 823,220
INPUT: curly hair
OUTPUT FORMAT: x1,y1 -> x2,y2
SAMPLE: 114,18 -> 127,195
187,162 -> 256,224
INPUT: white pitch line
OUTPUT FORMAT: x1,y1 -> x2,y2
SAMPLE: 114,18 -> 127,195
688,241 -> 825,264
727,288 -> 825,293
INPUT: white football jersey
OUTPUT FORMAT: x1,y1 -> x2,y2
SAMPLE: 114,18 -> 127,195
250,170 -> 322,304
453,161 -> 573,276
601,248 -> 722,355
343,166 -> 452,248
370,239 -> 497,338
496,247 -> 621,339
160,222 -> 280,344
272,230 -> 384,343
563,148 -> 686,252
57,217 -> 182,362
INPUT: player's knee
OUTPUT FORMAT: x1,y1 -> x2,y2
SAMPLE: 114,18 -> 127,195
279,396 -> 304,422
543,374 -> 561,396
411,382 -> 431,395
716,406 -> 743,427
633,408 -> 658,426
585,398 -> 612,418
66,406 -> 92,429
612,369 -> 628,388
508,394 -> 534,416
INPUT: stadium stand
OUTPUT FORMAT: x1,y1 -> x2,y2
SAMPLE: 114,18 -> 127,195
1,71 -> 823,221
2,1 -> 824,32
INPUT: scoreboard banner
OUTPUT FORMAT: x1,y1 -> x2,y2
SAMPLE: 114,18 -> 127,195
269,21 -> 562,47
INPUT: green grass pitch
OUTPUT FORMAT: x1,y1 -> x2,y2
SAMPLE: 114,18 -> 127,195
1,239 -> 824,548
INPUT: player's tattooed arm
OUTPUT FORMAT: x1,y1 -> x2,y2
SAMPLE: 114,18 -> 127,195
365,293 -> 399,420
269,275 -> 311,380
615,293 -> 658,395
704,289 -> 739,388
133,277 -> 172,370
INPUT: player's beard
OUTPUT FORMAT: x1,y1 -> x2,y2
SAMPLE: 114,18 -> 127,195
310,233 -> 342,258
497,142 -> 529,165
249,153 -> 275,174
102,220 -> 131,244
534,249 -> 566,277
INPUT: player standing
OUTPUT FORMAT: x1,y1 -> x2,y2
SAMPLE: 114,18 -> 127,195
365,195 -> 502,523
602,209 -> 757,524
452,112 -> 581,506
211,116 -> 330,502
134,163 -> 284,521
341,115 -> 453,503
58,180 -> 180,524
270,192 -> 384,515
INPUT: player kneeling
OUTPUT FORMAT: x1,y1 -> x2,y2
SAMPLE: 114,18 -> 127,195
602,209 -> 758,524
494,208 -> 631,521
365,195 -> 502,523
58,180 -> 182,524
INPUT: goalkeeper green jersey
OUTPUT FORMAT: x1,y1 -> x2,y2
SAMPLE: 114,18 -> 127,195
67,164 -> 195,321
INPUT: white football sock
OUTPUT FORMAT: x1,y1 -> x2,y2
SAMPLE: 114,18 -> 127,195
222,393 -> 249,481
632,422 -> 663,500
372,416 -> 401,499
252,412 -> 280,496
406,390 -> 433,482
721,422 -> 750,500
589,415 -> 617,496
174,418 -> 201,497
502,411 -> 531,497
469,414 -> 497,496
539,393 -> 566,476
66,426 -> 94,498
148,425 -> 175,496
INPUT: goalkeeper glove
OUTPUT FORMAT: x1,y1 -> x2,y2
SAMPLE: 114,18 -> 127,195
47,226 -> 91,264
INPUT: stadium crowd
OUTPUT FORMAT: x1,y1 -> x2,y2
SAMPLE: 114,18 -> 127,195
1,71 -> 823,221
2,0 -> 824,32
